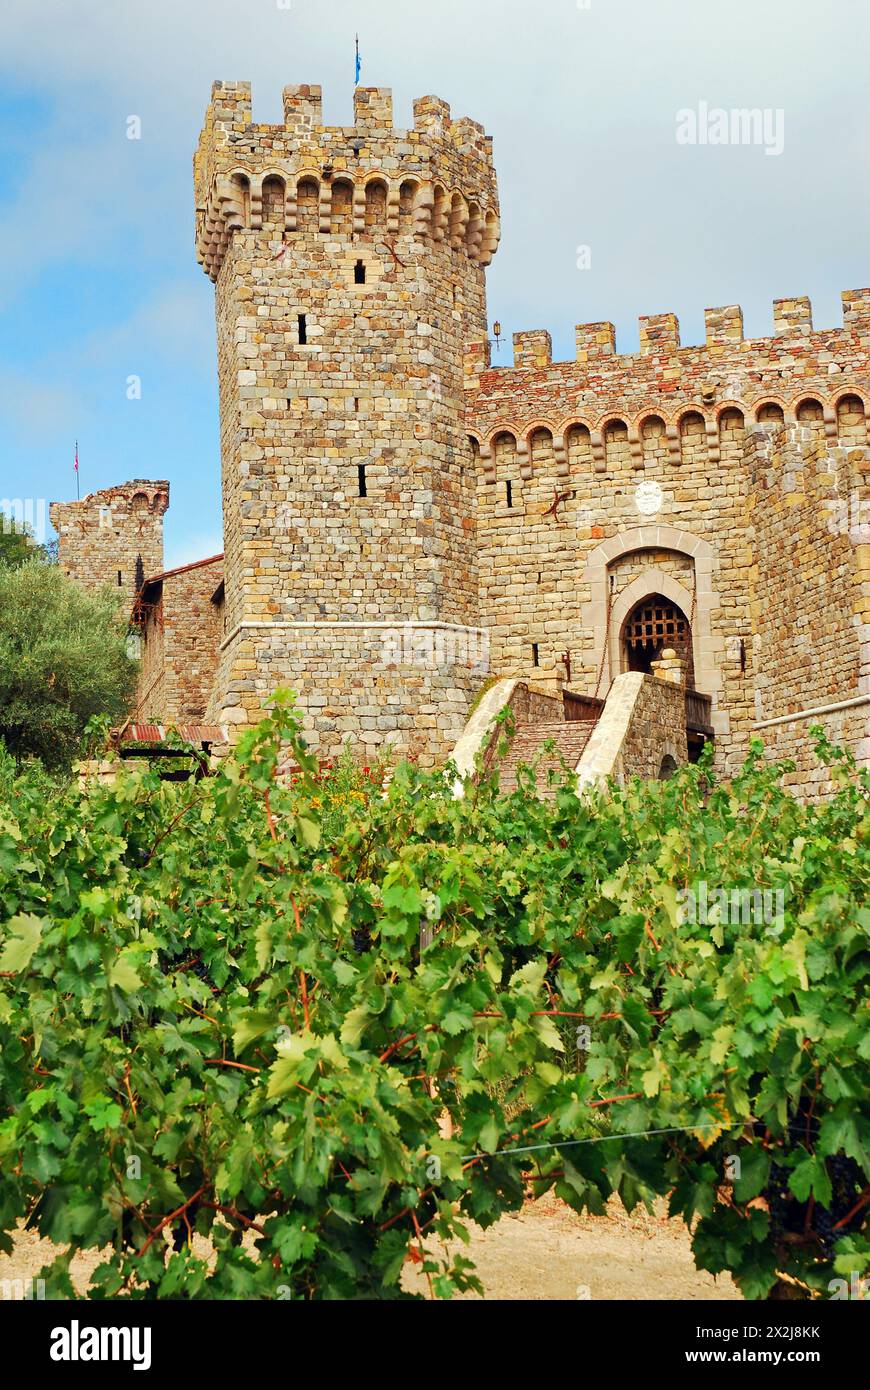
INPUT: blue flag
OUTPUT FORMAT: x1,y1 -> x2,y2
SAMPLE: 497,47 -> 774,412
355,37 -> 361,86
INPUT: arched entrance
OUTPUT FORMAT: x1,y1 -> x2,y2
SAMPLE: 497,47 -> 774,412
581,527 -> 724,734
621,593 -> 695,686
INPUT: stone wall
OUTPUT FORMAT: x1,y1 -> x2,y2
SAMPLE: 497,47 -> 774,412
752,703 -> 868,800
506,683 -> 564,725
197,82 -> 500,758
50,480 -> 168,602
466,293 -> 870,778
50,76 -> 870,795
576,671 -> 688,790
746,422 -> 870,796
207,622 -> 481,767
135,556 -> 224,723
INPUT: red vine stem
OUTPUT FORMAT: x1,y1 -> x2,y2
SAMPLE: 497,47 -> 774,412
290,895 -> 310,1029
201,1200 -> 267,1237
122,1060 -> 137,1117
411,1210 -> 435,1300
832,1189 -> 870,1232
136,1185 -> 207,1257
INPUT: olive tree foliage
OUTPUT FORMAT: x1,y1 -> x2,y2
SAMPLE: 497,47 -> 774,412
0,559 -> 137,768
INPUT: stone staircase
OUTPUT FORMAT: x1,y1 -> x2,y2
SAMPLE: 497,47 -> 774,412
495,720 -> 596,797
451,671 -> 703,801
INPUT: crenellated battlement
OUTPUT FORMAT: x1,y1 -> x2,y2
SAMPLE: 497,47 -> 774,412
194,82 -> 500,281
465,290 -> 870,475
498,291 -> 870,375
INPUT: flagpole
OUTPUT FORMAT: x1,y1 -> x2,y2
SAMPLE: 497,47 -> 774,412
75,440 -> 80,500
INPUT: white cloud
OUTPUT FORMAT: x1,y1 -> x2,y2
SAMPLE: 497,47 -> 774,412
2,0 -> 866,354
1,0 -> 867,578
0,130 -> 134,306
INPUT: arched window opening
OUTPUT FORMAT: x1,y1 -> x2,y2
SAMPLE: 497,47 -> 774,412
718,408 -> 745,462
398,180 -> 417,234
330,179 -> 353,236
261,176 -> 285,229
296,178 -> 319,233
640,415 -> 667,469
364,179 -> 387,233
566,424 -> 593,474
837,393 -> 865,445
679,411 -> 707,467
621,593 -> 694,686
493,431 -> 517,470
757,402 -> 785,427
529,428 -> 554,471
603,419 -> 630,470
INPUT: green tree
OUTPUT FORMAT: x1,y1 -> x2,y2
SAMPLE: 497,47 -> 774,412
0,559 -> 137,768
0,523 -> 38,570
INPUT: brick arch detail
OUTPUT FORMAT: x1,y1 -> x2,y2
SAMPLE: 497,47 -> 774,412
581,526 -> 725,730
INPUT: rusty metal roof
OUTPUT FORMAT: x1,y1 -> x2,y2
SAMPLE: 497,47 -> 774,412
117,723 -> 229,745
142,554 -> 224,587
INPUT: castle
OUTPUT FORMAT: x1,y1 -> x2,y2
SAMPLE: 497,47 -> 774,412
51,82 -> 870,798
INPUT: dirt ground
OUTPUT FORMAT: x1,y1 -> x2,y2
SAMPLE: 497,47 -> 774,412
405,1193 -> 740,1300
1,1194 -> 739,1301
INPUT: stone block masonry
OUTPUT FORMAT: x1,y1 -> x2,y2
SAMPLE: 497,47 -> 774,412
47,75 -> 870,798
50,480 -> 168,602
134,555 -> 225,724
196,82 -> 500,762
467,290 -> 870,786
746,422 -> 870,796
210,623 -> 480,767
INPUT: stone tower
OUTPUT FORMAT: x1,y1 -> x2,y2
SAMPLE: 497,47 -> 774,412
50,480 -> 169,601
194,82 -> 500,762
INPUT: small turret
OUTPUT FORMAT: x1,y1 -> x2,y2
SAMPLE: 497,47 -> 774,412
50,480 -> 169,600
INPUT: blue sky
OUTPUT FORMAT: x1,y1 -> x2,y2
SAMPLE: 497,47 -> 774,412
1,0 -> 868,568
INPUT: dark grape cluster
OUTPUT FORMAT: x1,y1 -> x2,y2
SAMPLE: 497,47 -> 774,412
352,925 -> 372,956
766,1150 -> 864,1257
158,949 -> 219,994
817,1153 -> 864,1256
767,1160 -> 804,1239
171,1198 -> 200,1253
189,956 -> 217,991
